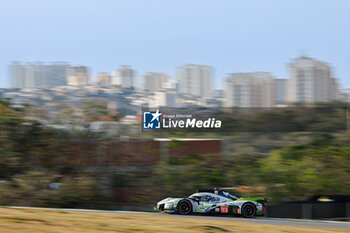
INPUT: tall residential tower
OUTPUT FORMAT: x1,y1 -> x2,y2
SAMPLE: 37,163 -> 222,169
143,72 -> 168,92
113,65 -> 134,88
176,64 -> 212,97
224,72 -> 276,108
10,62 -> 68,88
286,57 -> 339,103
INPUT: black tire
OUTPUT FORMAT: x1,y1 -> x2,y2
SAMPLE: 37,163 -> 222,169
176,199 -> 192,215
241,203 -> 256,218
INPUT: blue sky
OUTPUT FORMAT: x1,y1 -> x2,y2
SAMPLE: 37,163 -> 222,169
0,0 -> 349,89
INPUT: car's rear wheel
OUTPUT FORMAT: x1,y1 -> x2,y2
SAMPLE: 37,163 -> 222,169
241,203 -> 256,218
176,199 -> 192,215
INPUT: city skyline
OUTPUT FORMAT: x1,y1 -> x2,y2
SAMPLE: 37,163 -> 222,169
7,56 -> 344,109
7,57 -> 346,93
0,0 -> 349,89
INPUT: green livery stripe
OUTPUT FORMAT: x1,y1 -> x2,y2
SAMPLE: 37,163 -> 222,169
236,197 -> 266,202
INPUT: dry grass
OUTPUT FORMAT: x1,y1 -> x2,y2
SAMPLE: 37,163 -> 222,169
0,207 -> 347,233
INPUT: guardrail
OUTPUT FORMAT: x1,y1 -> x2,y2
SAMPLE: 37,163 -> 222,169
267,202 -> 350,219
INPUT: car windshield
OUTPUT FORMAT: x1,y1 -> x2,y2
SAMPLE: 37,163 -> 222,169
189,194 -> 217,202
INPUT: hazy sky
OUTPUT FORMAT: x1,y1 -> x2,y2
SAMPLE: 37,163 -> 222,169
0,0 -> 349,89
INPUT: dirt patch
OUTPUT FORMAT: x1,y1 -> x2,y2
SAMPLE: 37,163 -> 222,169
1,217 -> 49,224
194,225 -> 230,232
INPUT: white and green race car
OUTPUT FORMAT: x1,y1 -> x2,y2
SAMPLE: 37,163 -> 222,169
156,189 -> 267,218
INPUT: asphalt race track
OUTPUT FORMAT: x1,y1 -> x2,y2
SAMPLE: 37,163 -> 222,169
10,207 -> 350,230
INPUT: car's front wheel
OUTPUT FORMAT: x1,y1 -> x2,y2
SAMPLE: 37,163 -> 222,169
241,203 -> 256,218
176,199 -> 192,215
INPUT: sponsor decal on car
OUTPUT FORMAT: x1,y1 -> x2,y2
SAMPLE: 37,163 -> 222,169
220,206 -> 229,213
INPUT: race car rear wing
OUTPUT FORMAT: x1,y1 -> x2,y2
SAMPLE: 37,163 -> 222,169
197,189 -> 215,193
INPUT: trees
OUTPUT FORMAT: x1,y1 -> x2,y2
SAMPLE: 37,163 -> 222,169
0,99 -> 104,207
155,133 -> 350,203
0,99 -> 31,178
260,136 -> 350,202
1,98 -> 349,206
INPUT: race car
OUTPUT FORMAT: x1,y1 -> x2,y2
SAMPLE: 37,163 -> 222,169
155,188 -> 267,218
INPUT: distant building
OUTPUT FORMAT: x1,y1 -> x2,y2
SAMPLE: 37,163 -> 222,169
213,89 -> 224,99
176,64 -> 212,97
149,91 -> 177,107
275,79 -> 286,105
113,65 -> 134,88
143,72 -> 168,92
162,79 -> 177,91
96,72 -> 112,86
286,56 -> 339,103
10,62 -> 68,88
66,66 -> 89,86
224,72 -> 276,108
329,77 -> 341,100
10,62 -> 26,88
340,88 -> 350,102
